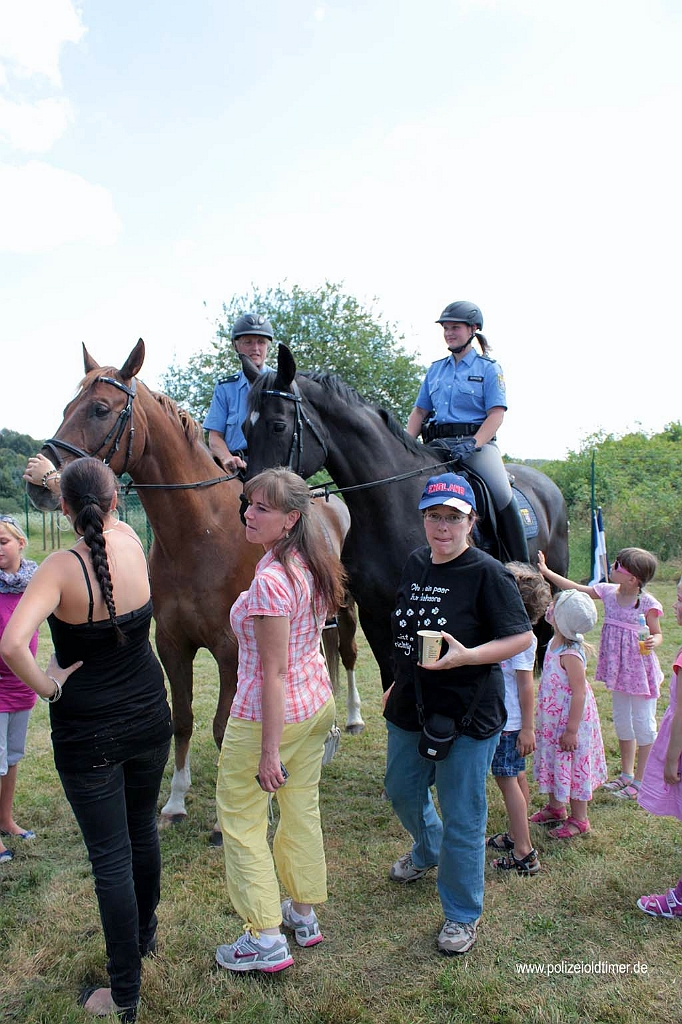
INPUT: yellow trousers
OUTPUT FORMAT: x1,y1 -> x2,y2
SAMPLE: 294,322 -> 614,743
216,697 -> 336,931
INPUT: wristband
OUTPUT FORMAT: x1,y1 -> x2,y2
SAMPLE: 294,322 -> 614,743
40,676 -> 63,703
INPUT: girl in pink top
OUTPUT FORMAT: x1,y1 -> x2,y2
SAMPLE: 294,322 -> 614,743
538,547 -> 663,800
636,577 -> 682,918
0,515 -> 38,864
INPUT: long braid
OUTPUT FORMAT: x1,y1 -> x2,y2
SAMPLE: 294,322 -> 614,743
60,458 -> 126,645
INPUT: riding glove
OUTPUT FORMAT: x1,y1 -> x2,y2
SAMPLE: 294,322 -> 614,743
449,437 -> 479,462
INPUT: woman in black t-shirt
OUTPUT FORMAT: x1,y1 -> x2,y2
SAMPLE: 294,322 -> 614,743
383,473 -> 532,957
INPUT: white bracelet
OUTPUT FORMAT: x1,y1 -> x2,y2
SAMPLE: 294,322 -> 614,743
40,676 -> 62,703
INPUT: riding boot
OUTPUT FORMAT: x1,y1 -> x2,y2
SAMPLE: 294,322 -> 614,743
497,499 -> 529,563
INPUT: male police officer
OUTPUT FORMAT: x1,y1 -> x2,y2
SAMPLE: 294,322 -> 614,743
203,313 -> 274,473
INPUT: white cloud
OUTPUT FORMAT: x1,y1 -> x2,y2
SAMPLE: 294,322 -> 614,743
0,161 -> 121,253
0,95 -> 74,152
0,0 -> 86,86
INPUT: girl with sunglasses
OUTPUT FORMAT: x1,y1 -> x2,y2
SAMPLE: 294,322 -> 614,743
538,547 -> 663,801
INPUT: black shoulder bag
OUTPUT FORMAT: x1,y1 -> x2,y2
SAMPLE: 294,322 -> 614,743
413,662 -> 490,762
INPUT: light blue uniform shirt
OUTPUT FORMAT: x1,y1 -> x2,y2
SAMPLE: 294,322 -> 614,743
203,365 -> 273,452
415,349 -> 507,425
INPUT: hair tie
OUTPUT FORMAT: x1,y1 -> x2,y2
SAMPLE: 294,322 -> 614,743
81,493 -> 100,507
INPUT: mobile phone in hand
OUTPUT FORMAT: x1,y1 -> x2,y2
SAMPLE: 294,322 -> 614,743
255,762 -> 289,789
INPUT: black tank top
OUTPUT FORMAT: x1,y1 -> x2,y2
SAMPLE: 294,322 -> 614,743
47,549 -> 171,772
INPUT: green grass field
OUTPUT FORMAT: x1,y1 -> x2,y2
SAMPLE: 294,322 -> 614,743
2,546 -> 681,1022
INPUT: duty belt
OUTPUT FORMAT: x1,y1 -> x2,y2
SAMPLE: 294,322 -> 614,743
422,422 -> 491,442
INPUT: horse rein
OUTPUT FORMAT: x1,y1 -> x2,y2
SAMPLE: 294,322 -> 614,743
255,383 -> 456,499
43,374 -> 240,492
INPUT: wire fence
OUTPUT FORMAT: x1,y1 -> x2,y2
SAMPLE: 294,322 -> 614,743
21,491 -> 153,555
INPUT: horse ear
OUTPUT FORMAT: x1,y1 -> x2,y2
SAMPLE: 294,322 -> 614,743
275,343 -> 296,387
240,353 -> 261,384
119,339 -> 145,382
83,343 -> 101,373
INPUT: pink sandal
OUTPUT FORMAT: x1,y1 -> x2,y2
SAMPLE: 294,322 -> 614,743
548,816 -> 590,840
529,803 -> 568,825
637,889 -> 682,919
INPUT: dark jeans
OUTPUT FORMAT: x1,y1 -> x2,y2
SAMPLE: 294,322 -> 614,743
58,739 -> 171,1009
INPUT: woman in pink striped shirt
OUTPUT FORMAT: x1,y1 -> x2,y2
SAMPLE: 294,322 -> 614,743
215,468 -> 346,974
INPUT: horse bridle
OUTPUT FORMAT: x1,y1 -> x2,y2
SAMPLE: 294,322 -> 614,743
43,375 -> 138,476
258,381 -> 329,475
42,374 -> 242,492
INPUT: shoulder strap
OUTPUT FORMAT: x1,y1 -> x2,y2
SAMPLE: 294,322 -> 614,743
69,548 -> 95,625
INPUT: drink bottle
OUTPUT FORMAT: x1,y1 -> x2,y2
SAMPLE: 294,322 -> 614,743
638,613 -> 650,656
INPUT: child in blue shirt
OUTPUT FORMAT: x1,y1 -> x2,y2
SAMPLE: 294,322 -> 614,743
487,563 -> 551,874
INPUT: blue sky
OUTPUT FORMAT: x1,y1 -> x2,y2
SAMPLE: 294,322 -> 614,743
2,0 -> 681,459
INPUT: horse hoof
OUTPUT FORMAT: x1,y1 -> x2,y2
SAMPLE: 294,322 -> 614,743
345,723 -> 365,736
158,813 -> 187,829
209,829 -> 223,848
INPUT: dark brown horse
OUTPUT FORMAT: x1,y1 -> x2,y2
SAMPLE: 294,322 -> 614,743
243,344 -> 570,690
26,340 -> 359,839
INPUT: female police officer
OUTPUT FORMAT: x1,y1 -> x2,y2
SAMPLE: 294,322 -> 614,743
406,301 -> 528,562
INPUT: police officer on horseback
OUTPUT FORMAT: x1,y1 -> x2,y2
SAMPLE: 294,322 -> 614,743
203,313 -> 275,474
406,301 -> 529,562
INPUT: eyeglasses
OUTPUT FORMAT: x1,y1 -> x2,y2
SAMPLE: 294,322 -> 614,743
0,514 -> 20,527
613,559 -> 634,576
423,511 -> 468,527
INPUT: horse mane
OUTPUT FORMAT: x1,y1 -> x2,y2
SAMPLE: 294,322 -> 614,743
150,389 -> 203,444
250,368 -> 425,456
78,368 -> 203,446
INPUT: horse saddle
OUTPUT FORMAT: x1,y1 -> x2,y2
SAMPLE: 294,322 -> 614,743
425,443 -> 539,556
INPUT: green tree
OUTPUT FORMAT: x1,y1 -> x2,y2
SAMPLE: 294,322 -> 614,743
161,281 -> 426,425
0,429 -> 45,510
539,424 -> 682,564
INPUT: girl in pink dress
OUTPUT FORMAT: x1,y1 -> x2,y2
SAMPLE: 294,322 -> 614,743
531,590 -> 608,839
0,515 -> 38,865
538,548 -> 663,801
636,577 -> 682,918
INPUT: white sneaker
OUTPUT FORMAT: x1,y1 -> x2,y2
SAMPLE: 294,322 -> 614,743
389,851 -> 437,883
216,930 -> 294,972
437,918 -> 480,955
281,899 -> 323,947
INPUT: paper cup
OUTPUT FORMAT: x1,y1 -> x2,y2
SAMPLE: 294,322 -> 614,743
417,630 -> 443,665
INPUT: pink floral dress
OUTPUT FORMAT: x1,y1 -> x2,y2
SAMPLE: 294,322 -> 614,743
592,584 -> 663,697
534,642 -> 608,802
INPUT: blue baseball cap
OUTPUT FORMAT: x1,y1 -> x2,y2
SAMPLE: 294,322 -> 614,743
418,473 -> 476,514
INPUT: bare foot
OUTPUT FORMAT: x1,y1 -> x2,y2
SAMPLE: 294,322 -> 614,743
81,987 -> 117,1015
0,819 -> 30,836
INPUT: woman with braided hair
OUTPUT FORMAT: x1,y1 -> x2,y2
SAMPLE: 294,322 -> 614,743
1,458 -> 171,1023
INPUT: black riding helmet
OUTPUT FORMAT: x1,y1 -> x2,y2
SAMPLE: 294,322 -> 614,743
435,301 -> 483,330
231,313 -> 274,341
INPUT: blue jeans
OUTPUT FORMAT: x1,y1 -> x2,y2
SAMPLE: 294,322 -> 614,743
385,721 -> 500,923
58,739 -> 170,1008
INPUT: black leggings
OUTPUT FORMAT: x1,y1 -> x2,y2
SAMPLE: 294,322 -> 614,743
58,739 -> 170,1009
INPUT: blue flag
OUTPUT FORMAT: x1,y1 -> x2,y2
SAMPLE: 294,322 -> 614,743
589,506 -> 609,586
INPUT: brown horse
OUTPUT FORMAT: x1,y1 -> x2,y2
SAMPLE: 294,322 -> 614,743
25,339 -> 359,839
